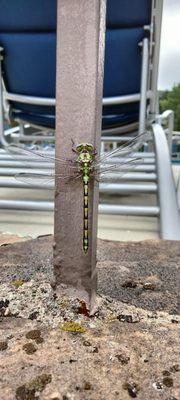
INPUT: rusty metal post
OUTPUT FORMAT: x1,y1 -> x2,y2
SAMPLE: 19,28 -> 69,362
54,0 -> 106,308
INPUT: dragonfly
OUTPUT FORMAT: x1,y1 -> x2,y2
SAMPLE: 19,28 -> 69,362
7,132 -> 150,255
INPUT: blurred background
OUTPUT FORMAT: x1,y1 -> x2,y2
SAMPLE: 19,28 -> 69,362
0,0 -> 179,242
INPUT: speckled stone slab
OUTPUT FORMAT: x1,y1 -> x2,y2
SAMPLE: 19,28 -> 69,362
0,235 -> 179,400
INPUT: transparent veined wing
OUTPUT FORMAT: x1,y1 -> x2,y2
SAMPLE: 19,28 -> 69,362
6,132 -> 151,186
94,132 -> 151,167
13,171 -> 82,187
92,155 -> 146,183
92,132 -> 150,179
14,172 -> 55,186
6,144 -> 78,168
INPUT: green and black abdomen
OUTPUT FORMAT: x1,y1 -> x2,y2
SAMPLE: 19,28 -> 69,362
83,182 -> 89,254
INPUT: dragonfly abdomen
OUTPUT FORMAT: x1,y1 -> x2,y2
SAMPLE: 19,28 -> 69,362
83,182 -> 89,254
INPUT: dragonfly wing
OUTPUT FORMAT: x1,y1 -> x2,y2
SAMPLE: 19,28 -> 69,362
14,171 -> 81,186
94,132 -> 150,165
92,156 -> 145,182
94,155 -> 143,172
6,144 -> 77,168
14,173 -> 55,186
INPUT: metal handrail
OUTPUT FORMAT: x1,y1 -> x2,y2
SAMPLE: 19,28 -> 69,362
152,122 -> 180,239
0,177 -> 157,193
0,199 -> 160,216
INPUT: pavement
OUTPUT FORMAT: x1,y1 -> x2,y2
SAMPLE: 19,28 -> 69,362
0,235 -> 179,400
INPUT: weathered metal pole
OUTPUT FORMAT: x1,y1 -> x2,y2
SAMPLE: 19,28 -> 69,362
54,0 -> 106,309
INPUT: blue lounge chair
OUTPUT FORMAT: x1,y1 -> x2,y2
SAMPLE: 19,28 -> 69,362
0,0 -> 151,136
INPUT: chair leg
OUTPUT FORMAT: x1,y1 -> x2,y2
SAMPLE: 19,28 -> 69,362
0,50 -> 4,146
152,122 -> 180,240
177,175 -> 180,210
0,49 -> 9,147
139,38 -> 149,135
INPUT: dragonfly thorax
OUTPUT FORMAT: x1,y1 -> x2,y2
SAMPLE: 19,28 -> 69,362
78,151 -> 93,164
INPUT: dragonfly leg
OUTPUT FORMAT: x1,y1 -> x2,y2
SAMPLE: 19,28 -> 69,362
91,173 -> 100,183
71,138 -> 78,153
74,173 -> 82,180
55,189 -> 60,198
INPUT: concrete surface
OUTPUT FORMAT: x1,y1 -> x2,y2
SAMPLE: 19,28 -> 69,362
0,235 -> 179,400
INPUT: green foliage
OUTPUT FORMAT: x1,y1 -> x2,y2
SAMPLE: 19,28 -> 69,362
159,84 -> 180,131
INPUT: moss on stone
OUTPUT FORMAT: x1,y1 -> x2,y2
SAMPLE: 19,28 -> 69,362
35,337 -> 44,344
11,279 -> 25,288
170,364 -> 180,373
123,382 -> 140,398
61,321 -> 86,333
162,376 -> 173,388
83,381 -> 92,390
25,330 -> 41,340
0,340 -> 8,351
16,373 -> 52,400
105,313 -> 117,322
28,374 -> 52,392
23,343 -> 37,355
60,298 -> 69,309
